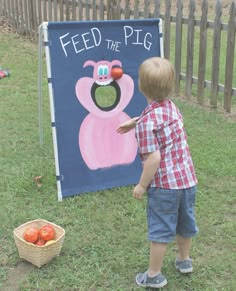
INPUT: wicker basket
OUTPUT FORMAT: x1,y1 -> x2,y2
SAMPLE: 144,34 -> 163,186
13,219 -> 65,268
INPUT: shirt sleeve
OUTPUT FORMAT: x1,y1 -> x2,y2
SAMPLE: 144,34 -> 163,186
135,119 -> 160,154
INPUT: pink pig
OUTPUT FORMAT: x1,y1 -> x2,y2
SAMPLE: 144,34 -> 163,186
75,59 -> 137,170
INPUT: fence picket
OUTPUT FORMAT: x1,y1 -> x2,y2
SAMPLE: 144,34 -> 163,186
144,0 -> 150,18
197,0 -> 208,104
98,0 -> 104,20
124,0 -> 130,19
134,0 -> 139,19
15,0 -> 19,29
11,0 -> 15,27
164,0 -> 171,59
85,0 -> 90,20
110,0 -> 118,20
48,0 -> 52,21
18,0 -> 23,30
23,0 -> 29,34
224,1 -> 236,112
38,0 -> 42,24
8,0 -> 12,22
153,0 -> 161,18
210,0 -> 222,107
92,0 -> 97,20
54,0 -> 58,21
78,0 -> 83,20
59,0 -> 63,21
65,0 -> 70,21
185,0 -> 195,98
175,0 -> 183,95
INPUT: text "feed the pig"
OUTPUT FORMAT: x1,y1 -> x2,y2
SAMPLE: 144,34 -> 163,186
59,26 -> 153,57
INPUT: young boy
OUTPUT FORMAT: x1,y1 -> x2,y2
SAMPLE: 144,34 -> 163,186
117,57 -> 198,288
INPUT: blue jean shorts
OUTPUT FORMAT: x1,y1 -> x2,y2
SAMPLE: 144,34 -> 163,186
147,186 -> 199,243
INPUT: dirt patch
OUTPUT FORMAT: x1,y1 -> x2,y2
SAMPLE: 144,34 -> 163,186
2,262 -> 35,291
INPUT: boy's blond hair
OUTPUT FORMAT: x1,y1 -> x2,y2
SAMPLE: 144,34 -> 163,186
138,57 -> 175,101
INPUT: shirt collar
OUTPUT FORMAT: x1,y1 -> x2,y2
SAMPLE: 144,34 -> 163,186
142,99 -> 169,115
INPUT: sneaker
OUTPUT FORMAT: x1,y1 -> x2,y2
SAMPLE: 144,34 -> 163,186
135,271 -> 167,288
175,258 -> 193,273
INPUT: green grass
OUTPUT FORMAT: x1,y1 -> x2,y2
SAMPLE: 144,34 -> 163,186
0,30 -> 236,290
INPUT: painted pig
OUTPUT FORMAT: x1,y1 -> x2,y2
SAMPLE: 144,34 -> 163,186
75,59 -> 137,170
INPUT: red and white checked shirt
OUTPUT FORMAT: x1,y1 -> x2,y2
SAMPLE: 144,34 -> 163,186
135,99 -> 197,189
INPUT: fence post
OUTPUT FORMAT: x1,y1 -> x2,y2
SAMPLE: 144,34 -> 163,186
48,0 -> 52,21
106,0 -> 111,20
197,0 -> 208,105
5,0 -> 9,18
23,0 -> 29,36
99,0 -> 104,20
0,0 -> 3,16
38,0 -> 42,23
175,0 -> 183,95
134,0 -> 139,19
210,0 -> 222,108
65,0 -> 70,21
185,0 -> 195,99
12,0 -> 17,28
29,0 -> 37,38
153,0 -> 161,18
124,0 -> 130,19
110,0 -> 120,20
43,0 -> 48,21
85,0 -> 90,20
18,0 -> 24,33
164,0 -> 171,59
59,0 -> 63,21
78,0 -> 83,20
144,0 -> 150,18
53,0 -> 58,21
8,0 -> 12,22
224,1 -> 236,113
29,0 -> 33,36
92,0 -> 97,20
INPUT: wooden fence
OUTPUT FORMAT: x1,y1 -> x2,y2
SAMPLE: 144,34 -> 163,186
0,0 -> 235,112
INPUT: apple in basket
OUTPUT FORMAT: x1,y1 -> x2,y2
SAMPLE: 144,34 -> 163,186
39,225 -> 56,241
35,238 -> 46,246
23,227 -> 39,243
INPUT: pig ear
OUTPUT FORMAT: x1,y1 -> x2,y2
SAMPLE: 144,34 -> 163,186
83,60 -> 96,68
111,60 -> 122,67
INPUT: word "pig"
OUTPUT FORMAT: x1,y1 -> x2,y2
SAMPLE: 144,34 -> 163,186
123,26 -> 153,51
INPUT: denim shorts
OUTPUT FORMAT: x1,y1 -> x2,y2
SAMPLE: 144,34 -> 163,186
146,186 -> 199,243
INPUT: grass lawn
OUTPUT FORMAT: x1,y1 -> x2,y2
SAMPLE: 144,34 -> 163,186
0,30 -> 236,290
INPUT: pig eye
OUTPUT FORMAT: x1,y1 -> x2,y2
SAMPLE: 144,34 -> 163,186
97,65 -> 109,76
98,67 -> 103,76
104,67 -> 108,75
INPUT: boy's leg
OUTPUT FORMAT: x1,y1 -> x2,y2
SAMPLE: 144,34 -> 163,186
176,235 -> 192,260
135,241 -> 168,288
148,242 -> 167,276
175,235 -> 193,273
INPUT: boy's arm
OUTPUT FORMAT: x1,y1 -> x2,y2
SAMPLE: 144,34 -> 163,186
116,117 -> 139,134
133,150 -> 161,200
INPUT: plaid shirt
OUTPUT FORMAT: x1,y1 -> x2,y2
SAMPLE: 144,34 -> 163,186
135,99 -> 197,189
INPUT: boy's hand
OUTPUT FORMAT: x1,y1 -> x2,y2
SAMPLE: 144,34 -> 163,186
133,184 -> 146,200
116,117 -> 138,134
